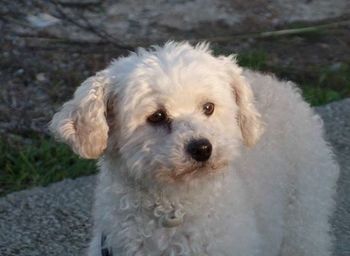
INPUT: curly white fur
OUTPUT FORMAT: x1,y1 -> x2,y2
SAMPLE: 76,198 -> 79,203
50,42 -> 339,256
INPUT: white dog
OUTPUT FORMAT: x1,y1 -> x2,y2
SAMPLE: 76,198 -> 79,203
50,42 -> 339,256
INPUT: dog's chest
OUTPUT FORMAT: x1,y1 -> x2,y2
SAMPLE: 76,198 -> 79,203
102,185 -> 228,255
133,211 -> 217,255
97,168 -> 259,255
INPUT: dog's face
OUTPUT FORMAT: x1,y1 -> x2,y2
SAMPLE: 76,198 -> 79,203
50,42 -> 263,184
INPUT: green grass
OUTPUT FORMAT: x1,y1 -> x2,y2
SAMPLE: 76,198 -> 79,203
301,86 -> 342,106
237,51 -> 350,106
301,63 -> 350,105
0,135 -> 96,196
237,50 -> 268,70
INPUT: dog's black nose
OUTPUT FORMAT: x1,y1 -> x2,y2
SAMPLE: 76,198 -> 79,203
186,138 -> 212,162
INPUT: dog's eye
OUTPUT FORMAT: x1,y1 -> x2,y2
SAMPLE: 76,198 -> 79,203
203,102 -> 215,116
147,109 -> 168,124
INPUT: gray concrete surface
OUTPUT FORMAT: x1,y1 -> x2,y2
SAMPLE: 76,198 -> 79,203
317,99 -> 350,256
0,99 -> 349,256
0,177 -> 95,256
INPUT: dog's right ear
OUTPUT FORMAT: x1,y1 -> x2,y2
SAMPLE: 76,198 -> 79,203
49,71 -> 110,159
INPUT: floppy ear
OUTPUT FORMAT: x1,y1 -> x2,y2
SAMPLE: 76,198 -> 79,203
220,55 -> 264,147
49,71 -> 110,159
232,73 -> 263,147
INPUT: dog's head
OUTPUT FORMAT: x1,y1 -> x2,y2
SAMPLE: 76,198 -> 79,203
50,42 -> 263,184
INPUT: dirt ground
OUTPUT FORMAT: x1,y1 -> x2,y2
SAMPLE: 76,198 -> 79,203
0,0 -> 350,139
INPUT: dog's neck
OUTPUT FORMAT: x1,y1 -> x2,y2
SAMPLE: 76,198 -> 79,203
99,156 -> 229,220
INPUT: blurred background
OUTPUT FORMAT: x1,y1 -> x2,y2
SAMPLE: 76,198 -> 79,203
1,0 -> 349,195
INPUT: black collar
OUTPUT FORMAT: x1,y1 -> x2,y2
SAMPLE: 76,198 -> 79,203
101,234 -> 113,256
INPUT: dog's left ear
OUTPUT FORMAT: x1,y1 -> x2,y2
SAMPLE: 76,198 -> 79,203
232,74 -> 263,147
221,56 -> 264,147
